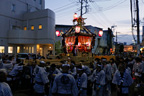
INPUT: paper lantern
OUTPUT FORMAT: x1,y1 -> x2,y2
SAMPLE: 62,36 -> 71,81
56,30 -> 60,36
75,26 -> 80,33
98,30 -> 103,37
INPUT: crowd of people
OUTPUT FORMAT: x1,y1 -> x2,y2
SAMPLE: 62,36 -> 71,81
0,53 -> 144,96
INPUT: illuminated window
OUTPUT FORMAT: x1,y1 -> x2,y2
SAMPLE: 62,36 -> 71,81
39,25 -> 42,30
0,46 -> 5,53
17,46 -> 20,53
32,47 -> 34,53
8,46 -> 13,53
24,26 -> 27,30
31,25 -> 34,30
26,47 -> 28,53
29,47 -> 31,53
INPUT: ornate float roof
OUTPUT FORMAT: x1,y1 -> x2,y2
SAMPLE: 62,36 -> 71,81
63,26 -> 96,37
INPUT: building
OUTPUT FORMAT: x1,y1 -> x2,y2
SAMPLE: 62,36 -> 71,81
124,45 -> 137,52
97,28 -> 114,55
0,0 -> 55,57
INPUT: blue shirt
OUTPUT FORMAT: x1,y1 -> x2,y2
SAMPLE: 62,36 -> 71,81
0,82 -> 13,96
52,73 -> 78,96
112,70 -> 133,94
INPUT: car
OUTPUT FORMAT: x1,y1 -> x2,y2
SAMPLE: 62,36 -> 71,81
17,53 -> 36,60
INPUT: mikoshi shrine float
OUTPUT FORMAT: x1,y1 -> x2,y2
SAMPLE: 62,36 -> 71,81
62,13 -> 96,56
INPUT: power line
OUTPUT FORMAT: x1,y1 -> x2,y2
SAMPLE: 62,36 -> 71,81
53,2 -> 76,11
55,4 -> 77,13
87,13 -> 107,28
90,2 -> 113,25
102,0 -> 127,11
89,3 -> 110,27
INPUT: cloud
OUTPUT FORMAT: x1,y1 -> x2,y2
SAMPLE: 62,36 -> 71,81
116,19 -> 131,25
116,34 -> 142,44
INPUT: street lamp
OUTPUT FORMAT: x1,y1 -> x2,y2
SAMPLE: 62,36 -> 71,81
116,32 -> 120,43
111,25 -> 117,32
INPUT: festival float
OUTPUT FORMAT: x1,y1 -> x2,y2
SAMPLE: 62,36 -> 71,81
62,13 -> 96,56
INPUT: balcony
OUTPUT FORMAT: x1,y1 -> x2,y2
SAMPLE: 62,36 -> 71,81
8,29 -> 36,44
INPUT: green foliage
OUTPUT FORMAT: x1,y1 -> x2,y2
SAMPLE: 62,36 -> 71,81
55,40 -> 63,54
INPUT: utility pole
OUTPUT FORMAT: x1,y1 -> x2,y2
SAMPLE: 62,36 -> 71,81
79,0 -> 93,17
116,32 -> 117,43
80,0 -> 83,17
136,0 -> 140,55
116,32 -> 120,43
130,0 -> 136,43
136,0 -> 140,44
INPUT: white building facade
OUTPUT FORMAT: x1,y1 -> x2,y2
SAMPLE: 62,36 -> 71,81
0,0 -> 55,57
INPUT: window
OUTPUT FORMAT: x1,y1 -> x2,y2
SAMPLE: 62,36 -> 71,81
39,25 -> 42,30
31,25 -> 34,30
24,26 -> 27,30
0,46 -> 5,53
40,0 -> 42,5
32,47 -> 34,53
8,46 -> 13,53
11,4 -> 15,12
17,46 -> 20,53
29,47 -> 31,53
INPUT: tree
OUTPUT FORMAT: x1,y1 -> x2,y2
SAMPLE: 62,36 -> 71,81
55,40 -> 62,55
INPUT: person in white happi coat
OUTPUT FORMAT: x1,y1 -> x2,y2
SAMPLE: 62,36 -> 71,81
76,64 -> 87,96
91,64 -> 105,96
52,64 -> 78,96
69,63 -> 77,77
132,57 -> 143,87
33,61 -> 49,96
124,60 -> 131,75
109,58 -> 117,77
80,62 -> 91,76
48,63 -> 61,96
0,69 -> 13,96
112,63 -> 133,96
93,58 -> 100,70
8,63 -> 23,77
2,60 -> 13,73
103,61 -> 112,96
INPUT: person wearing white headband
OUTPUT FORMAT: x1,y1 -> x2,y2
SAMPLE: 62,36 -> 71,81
33,61 -> 49,96
112,63 -> 133,96
52,61 -> 78,96
103,61 -> 112,96
76,64 -> 87,96
69,61 -> 77,77
91,63 -> 106,96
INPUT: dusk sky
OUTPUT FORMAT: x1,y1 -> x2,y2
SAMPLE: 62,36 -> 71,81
45,0 -> 144,44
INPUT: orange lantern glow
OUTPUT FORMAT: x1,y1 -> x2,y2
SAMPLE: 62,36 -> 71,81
56,30 -> 60,36
75,26 -> 80,33
98,30 -> 103,37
